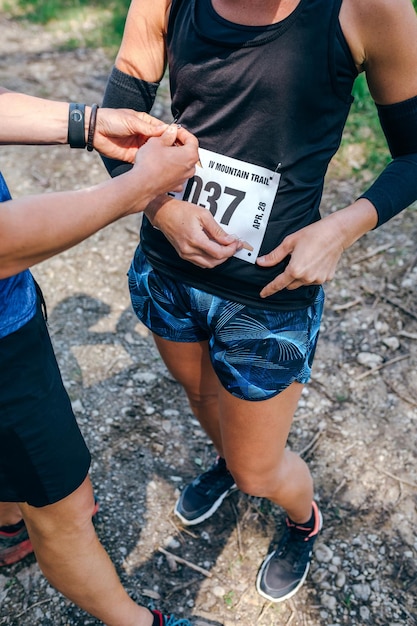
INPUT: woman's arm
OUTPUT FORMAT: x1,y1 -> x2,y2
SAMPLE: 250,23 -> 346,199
257,0 -> 417,297
0,125 -> 198,277
0,86 -> 182,163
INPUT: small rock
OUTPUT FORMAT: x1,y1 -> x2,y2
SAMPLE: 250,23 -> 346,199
335,571 -> 346,588
357,352 -> 384,369
320,592 -> 337,612
352,583 -> 371,601
360,606 -> 371,621
315,543 -> 334,563
161,419 -> 172,433
163,409 -> 180,418
311,567 -> 328,584
212,586 -> 225,598
375,320 -> 389,333
164,536 -> 181,550
141,588 -> 161,600
132,371 -> 157,383
382,336 -> 400,350
71,398 -> 85,413
124,332 -> 137,344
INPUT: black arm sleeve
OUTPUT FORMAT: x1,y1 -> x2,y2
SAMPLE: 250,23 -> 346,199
359,95 -> 417,227
101,66 -> 160,178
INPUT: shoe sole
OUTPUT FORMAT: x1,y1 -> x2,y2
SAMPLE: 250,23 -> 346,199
0,538 -> 34,567
255,507 -> 323,603
174,484 -> 238,526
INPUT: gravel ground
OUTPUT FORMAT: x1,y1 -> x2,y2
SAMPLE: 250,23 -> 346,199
0,12 -> 416,626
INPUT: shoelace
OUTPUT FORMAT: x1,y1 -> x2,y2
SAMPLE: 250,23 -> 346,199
275,527 -> 314,567
191,463 -> 231,493
193,476 -> 232,497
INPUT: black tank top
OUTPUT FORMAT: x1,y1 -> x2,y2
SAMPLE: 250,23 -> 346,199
140,0 -> 357,310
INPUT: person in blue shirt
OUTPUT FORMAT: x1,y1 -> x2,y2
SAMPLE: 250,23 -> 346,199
0,85 -> 198,626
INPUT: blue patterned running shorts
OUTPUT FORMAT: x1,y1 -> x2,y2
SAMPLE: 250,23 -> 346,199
128,247 -> 325,401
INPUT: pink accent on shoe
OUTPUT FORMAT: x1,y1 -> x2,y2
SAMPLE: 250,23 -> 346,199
309,501 -> 322,537
92,499 -> 100,517
0,537 -> 33,566
286,501 -> 322,538
151,609 -> 164,626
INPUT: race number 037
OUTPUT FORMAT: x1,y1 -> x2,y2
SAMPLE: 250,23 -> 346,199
182,175 -> 246,226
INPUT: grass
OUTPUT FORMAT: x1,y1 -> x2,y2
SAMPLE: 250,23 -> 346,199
335,73 -> 392,182
342,0 -> 417,178
1,0 -> 130,51
223,590 -> 235,609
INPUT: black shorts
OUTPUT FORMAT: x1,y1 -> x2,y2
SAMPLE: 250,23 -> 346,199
0,294 -> 91,507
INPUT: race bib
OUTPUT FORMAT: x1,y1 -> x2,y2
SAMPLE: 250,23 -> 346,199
171,148 -> 281,264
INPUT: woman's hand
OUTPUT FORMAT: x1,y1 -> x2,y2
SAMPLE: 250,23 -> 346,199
257,200 -> 378,297
146,196 -> 243,267
93,108 -> 170,162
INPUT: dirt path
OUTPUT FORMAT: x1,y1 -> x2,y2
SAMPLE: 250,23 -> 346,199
0,12 -> 416,626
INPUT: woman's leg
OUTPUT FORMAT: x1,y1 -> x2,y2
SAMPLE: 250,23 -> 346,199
153,334 -> 224,454
153,334 -> 320,603
153,335 -> 312,523
20,476 -> 154,626
0,502 -> 23,526
218,381 -> 313,524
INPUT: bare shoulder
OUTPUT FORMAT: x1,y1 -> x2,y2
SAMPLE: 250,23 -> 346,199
126,0 -> 172,33
115,0 -> 171,81
340,0 -> 417,64
340,0 -> 417,102
341,0 -> 415,25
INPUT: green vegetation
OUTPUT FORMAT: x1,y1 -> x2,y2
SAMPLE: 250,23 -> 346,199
337,73 -> 391,181
223,590 -> 235,609
2,0 -> 130,50
342,0 -> 417,177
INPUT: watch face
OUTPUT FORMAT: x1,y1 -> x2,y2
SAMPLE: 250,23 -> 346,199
71,110 -> 83,123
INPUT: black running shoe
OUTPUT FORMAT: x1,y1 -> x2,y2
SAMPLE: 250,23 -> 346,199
174,457 -> 237,525
256,501 -> 322,602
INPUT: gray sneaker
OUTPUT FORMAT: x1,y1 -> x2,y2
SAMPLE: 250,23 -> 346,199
256,501 -> 323,602
174,457 -> 237,525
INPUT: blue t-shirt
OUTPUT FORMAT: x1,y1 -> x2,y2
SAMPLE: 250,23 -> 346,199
0,172 -> 37,339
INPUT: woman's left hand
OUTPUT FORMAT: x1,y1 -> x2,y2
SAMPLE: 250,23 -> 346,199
256,214 -> 346,297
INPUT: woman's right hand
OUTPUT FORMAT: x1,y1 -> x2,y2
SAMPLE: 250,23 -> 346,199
145,194 -> 243,268
134,124 -> 199,195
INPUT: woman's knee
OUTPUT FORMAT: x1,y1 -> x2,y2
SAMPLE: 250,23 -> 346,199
228,462 -> 284,498
229,449 -> 313,503
21,476 -> 95,540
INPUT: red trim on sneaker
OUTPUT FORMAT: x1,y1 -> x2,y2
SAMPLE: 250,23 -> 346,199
0,538 -> 33,566
92,498 -> 100,517
151,609 -> 164,626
